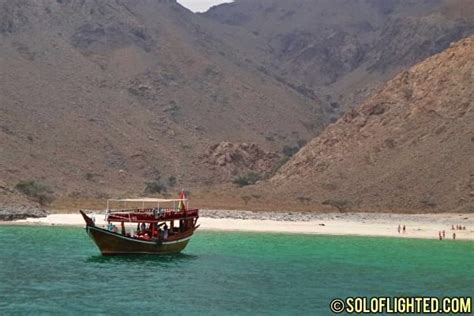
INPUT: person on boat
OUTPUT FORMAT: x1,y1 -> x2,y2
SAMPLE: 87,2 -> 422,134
162,224 -> 169,240
140,222 -> 146,233
153,224 -> 160,238
158,207 -> 164,216
142,231 -> 151,240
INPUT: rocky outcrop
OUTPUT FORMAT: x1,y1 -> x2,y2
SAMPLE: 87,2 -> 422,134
0,206 -> 47,221
0,182 -> 47,220
204,142 -> 280,179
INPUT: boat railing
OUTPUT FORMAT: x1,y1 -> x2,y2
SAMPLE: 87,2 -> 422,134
107,207 -> 179,214
105,208 -> 199,222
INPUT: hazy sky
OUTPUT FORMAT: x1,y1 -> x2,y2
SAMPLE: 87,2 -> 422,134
177,0 -> 234,13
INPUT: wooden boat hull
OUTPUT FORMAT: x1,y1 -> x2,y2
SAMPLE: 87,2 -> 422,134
86,226 -> 194,256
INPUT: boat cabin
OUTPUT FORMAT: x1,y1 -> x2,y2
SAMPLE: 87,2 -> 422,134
103,197 -> 199,241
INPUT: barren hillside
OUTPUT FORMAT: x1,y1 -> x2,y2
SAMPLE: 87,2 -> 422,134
1,0 -> 473,213
0,0 -> 325,202
204,0 -> 474,115
263,35 -> 473,212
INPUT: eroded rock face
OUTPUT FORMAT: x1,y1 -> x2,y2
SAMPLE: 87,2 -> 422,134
71,22 -> 154,53
204,142 -> 280,179
266,35 -> 474,212
205,0 -> 474,112
0,182 -> 48,220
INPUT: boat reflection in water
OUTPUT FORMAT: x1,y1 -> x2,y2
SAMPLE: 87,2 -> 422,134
80,192 -> 199,256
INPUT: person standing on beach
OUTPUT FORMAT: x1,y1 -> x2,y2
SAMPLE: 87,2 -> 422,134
398,225 -> 401,234
439,231 -> 442,240
442,230 -> 445,239
453,232 -> 456,240
403,225 -> 406,233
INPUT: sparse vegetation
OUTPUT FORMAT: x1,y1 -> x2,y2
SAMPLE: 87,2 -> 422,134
384,138 -> 396,148
297,139 -> 306,148
296,196 -> 311,204
282,139 -> 306,158
85,172 -> 101,181
420,197 -> 437,208
144,179 -> 167,194
15,180 -> 54,206
268,139 -> 307,176
233,172 -> 261,187
241,195 -> 251,205
270,156 -> 290,175
164,101 -> 180,121
282,145 -> 299,157
321,182 -> 337,191
204,65 -> 220,77
322,199 -> 350,212
168,176 -> 177,187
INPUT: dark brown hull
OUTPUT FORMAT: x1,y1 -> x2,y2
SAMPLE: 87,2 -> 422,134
86,226 -> 195,256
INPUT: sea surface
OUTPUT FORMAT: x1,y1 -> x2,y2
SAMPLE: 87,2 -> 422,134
0,226 -> 472,315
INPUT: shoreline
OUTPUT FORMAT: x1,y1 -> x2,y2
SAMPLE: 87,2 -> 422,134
3,210 -> 473,241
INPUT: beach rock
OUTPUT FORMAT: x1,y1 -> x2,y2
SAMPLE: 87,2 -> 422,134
0,206 -> 48,221
0,181 -> 48,220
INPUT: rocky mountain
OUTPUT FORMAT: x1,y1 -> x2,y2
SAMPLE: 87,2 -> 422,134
0,0 -> 326,203
204,0 -> 474,116
263,35 -> 473,212
1,0 -> 472,212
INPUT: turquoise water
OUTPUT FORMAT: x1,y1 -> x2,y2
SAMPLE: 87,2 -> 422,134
0,226 -> 472,314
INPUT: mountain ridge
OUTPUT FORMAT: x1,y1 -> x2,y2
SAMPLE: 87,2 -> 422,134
1,0 -> 473,213
0,0 -> 324,202
261,35 -> 474,212
204,0 -> 474,115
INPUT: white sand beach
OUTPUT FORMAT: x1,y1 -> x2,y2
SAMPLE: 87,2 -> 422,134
9,210 -> 474,240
